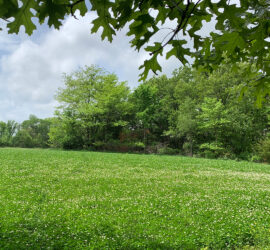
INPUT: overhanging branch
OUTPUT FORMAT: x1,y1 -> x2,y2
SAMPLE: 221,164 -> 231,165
68,0 -> 85,19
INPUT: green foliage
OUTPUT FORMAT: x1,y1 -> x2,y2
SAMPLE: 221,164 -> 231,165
0,63 -> 269,160
13,129 -> 33,148
164,64 -> 269,159
257,135 -> 270,163
134,141 -> 145,149
50,123 -> 84,150
1,148 -> 270,248
0,0 -> 269,97
131,84 -> 161,147
199,141 -> 226,159
166,97 -> 198,156
92,140 -> 145,152
157,146 -> 179,155
197,97 -> 231,146
13,115 -> 51,148
0,120 -> 18,146
132,84 -> 159,128
50,65 -> 131,149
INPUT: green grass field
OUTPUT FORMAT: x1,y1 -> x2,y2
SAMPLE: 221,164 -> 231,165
0,148 -> 270,249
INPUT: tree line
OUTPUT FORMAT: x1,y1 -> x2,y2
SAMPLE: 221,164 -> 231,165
0,115 -> 51,148
1,64 -> 270,162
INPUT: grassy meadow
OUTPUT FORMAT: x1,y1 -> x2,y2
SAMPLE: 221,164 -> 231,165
0,148 -> 270,249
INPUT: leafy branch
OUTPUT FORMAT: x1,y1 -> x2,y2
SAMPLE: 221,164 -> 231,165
68,0 -> 85,18
150,0 -> 201,56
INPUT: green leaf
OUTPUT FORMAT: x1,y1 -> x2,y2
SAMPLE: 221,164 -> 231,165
166,40 -> 190,64
71,0 -> 87,16
215,32 -> 246,54
127,13 -> 157,50
0,0 -> 18,18
145,42 -> 162,54
90,0 -> 116,42
7,0 -> 38,35
91,17 -> 116,42
38,0 -> 68,29
139,55 -> 161,81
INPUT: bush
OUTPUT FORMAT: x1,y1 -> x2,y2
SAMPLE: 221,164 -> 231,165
257,137 -> 270,163
183,141 -> 194,156
157,147 -> 179,155
199,142 -> 226,159
93,141 -> 106,150
62,135 -> 84,149
237,152 -> 252,161
250,154 -> 262,163
99,140 -> 145,153
134,141 -> 145,151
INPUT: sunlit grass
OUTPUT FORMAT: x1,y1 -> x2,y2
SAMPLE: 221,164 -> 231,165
0,148 -> 270,249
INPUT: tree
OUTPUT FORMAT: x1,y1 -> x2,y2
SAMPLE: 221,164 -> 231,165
0,122 -> 7,146
195,63 -> 269,157
13,115 -> 51,148
196,97 -> 231,157
0,0 -> 269,95
131,84 -> 160,148
150,64 -> 269,159
168,98 -> 198,156
50,65 -> 131,149
13,129 -> 33,148
0,120 -> 18,146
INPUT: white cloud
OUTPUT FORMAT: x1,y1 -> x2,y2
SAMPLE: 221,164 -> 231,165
0,13 -> 193,122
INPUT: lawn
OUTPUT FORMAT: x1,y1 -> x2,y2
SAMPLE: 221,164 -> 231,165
0,148 -> 270,249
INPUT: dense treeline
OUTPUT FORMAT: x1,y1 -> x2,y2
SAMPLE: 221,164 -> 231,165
1,64 -> 270,162
0,115 -> 51,148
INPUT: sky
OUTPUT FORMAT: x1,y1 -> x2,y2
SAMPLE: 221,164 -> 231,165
0,12 -> 215,122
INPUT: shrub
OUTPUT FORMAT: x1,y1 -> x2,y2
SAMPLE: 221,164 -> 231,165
257,137 -> 270,163
134,141 -> 145,151
100,140 -> 145,153
199,141 -> 226,159
183,141 -> 194,156
93,141 -> 106,150
62,135 -> 84,149
157,147 -> 179,155
250,154 -> 262,163
237,152 -> 252,161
